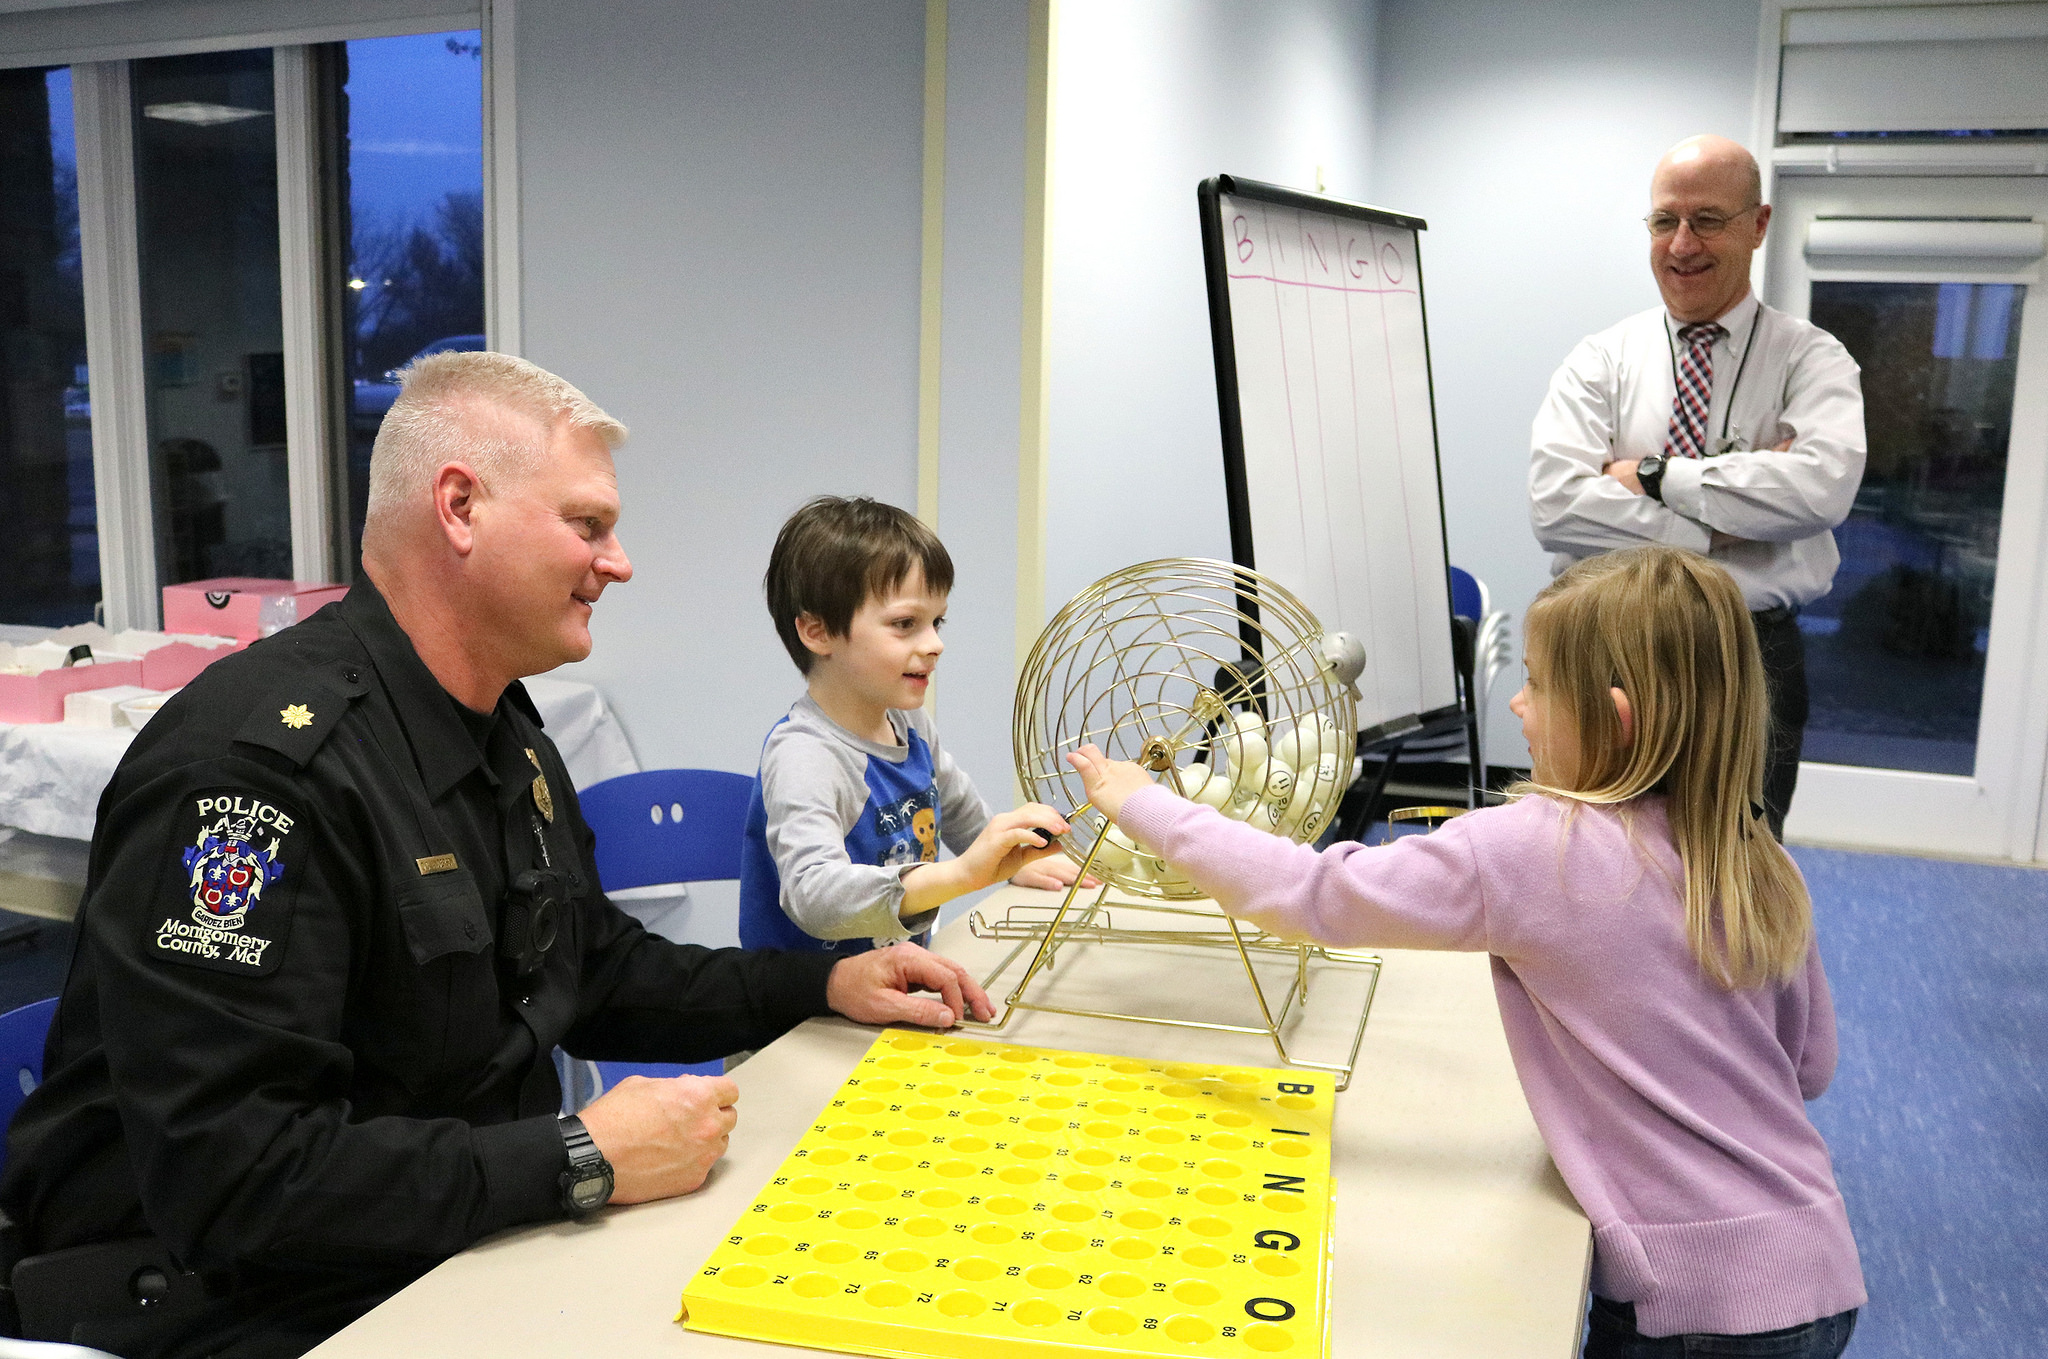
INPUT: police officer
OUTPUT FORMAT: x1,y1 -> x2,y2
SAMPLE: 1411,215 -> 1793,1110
0,352 -> 998,1358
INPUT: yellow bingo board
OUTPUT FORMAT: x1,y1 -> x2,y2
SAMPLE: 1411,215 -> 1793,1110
680,1029 -> 1335,1359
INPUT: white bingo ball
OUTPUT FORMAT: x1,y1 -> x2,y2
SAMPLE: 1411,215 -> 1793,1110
1298,750 -> 1341,800
1223,788 -> 1259,821
1219,711 -> 1269,777
1087,826 -> 1136,873
1274,714 -> 1341,772
1274,788 -> 1314,838
1176,761 -> 1214,800
1258,759 -> 1296,801
1193,771 -> 1234,810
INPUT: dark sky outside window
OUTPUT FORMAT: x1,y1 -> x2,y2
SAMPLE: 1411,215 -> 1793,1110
0,67 -> 94,625
341,30 -> 485,563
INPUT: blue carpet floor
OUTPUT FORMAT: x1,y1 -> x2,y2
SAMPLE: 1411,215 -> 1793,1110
1791,845 -> 2048,1357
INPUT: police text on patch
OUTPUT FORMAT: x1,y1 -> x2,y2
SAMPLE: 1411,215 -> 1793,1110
193,794 -> 296,835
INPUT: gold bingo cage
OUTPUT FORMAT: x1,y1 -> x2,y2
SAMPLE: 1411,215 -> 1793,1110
966,557 -> 1383,1089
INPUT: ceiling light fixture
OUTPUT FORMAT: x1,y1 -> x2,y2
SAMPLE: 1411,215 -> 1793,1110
143,102 -> 271,127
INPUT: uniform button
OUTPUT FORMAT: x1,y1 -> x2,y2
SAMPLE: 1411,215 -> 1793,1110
341,668 -> 359,683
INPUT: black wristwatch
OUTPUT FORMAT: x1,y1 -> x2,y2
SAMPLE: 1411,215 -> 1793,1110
1637,454 -> 1668,503
557,1114 -> 614,1215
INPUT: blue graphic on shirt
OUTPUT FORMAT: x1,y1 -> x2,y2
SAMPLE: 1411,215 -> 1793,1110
739,719 -> 940,954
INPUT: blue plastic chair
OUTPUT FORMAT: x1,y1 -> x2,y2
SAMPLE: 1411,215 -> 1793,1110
0,1001 -> 132,1358
575,770 -> 758,1089
580,768 -> 754,892
1449,565 -> 1484,625
0,998 -> 57,1175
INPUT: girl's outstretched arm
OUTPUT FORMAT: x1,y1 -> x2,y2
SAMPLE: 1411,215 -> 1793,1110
1068,746 -> 1491,954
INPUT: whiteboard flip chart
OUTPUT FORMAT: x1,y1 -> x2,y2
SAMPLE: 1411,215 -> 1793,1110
1199,175 -> 1459,739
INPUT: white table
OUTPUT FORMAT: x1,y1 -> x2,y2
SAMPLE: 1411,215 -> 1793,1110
0,675 -> 644,922
0,674 -> 640,842
310,887 -> 1592,1358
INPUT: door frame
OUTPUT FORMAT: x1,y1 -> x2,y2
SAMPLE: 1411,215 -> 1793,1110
1763,174 -> 2048,860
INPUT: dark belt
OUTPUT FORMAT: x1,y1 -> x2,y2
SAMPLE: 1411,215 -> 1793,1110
1752,604 -> 1799,627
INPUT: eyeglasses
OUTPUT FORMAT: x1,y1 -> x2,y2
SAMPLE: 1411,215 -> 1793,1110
1645,205 -> 1761,239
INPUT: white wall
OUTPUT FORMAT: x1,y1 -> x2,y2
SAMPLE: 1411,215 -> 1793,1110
932,0 -> 1030,825
1042,0 -> 1379,614
1370,0 -> 1761,766
517,0 -> 928,942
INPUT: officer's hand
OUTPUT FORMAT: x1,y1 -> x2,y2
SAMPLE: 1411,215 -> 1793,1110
827,942 -> 995,1029
578,1073 -> 739,1204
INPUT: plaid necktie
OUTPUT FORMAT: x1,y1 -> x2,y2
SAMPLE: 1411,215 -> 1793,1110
1662,322 -> 1724,460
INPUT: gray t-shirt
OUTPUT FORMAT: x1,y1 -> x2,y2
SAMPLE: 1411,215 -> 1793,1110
739,694 -> 991,947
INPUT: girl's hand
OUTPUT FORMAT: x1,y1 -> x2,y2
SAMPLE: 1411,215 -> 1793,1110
1010,852 -> 1099,892
1066,745 -> 1156,824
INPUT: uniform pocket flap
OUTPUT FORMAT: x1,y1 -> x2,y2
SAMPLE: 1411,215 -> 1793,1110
396,869 -> 492,964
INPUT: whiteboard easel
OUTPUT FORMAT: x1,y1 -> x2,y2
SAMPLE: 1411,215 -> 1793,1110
1198,175 -> 1460,742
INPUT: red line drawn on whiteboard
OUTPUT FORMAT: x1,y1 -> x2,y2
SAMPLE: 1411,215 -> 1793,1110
1258,201 -> 1312,565
1228,272 -> 1415,296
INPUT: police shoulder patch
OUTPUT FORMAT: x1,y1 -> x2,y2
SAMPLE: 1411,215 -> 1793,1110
149,787 -> 307,977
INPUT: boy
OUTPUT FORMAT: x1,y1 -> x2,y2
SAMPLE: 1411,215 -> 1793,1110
740,496 -> 1080,952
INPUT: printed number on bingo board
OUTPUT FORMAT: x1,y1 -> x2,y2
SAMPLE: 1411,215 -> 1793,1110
680,1029 -> 1334,1359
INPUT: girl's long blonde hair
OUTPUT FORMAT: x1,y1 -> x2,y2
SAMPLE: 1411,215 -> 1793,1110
1514,545 -> 1811,988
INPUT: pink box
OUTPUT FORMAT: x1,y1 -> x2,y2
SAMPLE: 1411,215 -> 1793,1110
140,639 -> 247,690
0,657 -> 146,724
162,578 -> 350,642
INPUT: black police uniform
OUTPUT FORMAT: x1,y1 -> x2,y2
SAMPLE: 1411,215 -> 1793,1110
0,581 -> 839,1357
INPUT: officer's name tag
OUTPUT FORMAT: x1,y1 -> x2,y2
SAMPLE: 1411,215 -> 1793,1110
149,788 -> 305,977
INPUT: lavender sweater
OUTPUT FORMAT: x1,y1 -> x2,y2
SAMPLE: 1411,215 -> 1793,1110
1121,785 -> 1865,1338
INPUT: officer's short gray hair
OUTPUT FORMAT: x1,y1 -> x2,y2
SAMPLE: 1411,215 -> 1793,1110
363,351 -> 628,546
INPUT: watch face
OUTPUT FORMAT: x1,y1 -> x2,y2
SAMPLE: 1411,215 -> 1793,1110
569,1171 -> 611,1212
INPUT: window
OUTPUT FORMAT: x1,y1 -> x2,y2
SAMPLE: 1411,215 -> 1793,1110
341,30 -> 485,558
0,66 -> 93,624
0,25 -> 488,626
133,46 -> 291,584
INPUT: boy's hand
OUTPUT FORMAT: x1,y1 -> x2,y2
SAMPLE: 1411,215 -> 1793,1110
900,805 -> 1070,915
1010,852 -> 1099,892
1066,745 -> 1156,824
958,806 -> 1071,887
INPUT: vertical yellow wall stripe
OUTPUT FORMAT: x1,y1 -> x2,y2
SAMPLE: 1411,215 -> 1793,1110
1016,0 -> 1056,667
917,0 -> 947,532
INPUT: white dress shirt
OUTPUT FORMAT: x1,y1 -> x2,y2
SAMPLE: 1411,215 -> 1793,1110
1528,291 -> 1867,610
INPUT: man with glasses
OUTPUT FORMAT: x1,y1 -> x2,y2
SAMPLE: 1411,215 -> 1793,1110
1528,134 -> 1866,838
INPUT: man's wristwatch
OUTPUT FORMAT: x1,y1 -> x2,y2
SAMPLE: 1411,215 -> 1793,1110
1637,454 -> 1669,503
557,1114 -> 614,1215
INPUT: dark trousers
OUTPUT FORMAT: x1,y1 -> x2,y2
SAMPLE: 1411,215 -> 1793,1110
1584,1296 -> 1857,1358
1752,607 -> 1808,842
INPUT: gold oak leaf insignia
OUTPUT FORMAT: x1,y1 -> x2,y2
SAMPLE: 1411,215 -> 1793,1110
280,703 -> 314,730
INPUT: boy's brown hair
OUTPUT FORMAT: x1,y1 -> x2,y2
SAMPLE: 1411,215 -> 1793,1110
765,496 -> 955,674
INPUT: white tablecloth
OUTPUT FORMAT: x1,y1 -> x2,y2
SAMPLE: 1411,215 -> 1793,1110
0,676 -> 642,841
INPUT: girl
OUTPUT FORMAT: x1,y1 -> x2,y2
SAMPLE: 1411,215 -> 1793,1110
1070,545 -> 1863,1359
